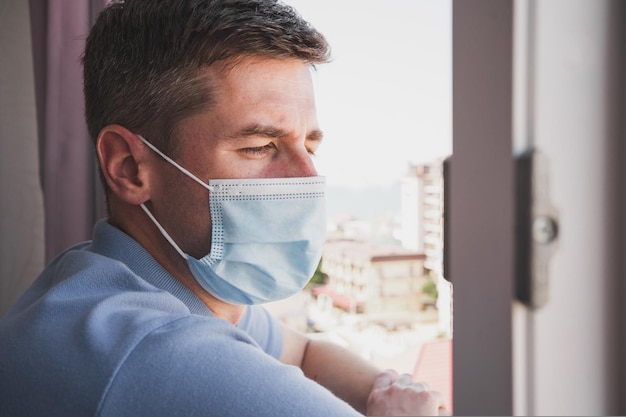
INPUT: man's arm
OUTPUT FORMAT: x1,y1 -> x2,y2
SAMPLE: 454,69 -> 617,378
280,324 -> 380,415
280,324 -> 449,416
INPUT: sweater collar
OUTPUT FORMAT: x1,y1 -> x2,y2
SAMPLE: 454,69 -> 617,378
90,219 -> 214,317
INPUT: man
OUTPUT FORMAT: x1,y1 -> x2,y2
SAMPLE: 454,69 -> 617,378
0,1 -> 448,415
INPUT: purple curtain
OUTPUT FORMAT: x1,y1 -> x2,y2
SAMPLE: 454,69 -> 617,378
29,0 -> 108,262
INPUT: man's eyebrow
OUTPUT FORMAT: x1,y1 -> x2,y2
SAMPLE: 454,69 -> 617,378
233,124 -> 324,142
306,129 -> 324,142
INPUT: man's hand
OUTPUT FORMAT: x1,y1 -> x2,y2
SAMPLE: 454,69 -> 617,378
366,369 -> 449,416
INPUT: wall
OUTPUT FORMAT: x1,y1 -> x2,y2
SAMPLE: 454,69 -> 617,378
0,0 -> 45,316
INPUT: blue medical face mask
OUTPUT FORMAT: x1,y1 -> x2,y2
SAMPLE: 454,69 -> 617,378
137,135 -> 327,305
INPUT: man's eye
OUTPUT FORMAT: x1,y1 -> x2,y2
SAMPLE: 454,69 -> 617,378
240,143 -> 276,157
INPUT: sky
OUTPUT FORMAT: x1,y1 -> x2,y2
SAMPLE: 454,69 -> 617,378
285,0 -> 453,188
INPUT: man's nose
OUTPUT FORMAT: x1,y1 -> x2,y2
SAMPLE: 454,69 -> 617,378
282,148 -> 318,178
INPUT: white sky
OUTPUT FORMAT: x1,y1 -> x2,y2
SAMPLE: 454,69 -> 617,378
286,0 -> 453,188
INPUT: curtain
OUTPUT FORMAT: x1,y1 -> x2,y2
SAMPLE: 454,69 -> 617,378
0,0 -> 109,315
30,0 -> 108,263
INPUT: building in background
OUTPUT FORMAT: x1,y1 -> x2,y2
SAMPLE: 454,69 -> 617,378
399,159 -> 452,338
310,239 -> 436,332
399,160 -> 445,276
306,158 -> 452,336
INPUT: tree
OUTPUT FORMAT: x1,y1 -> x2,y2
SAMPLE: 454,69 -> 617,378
307,258 -> 327,288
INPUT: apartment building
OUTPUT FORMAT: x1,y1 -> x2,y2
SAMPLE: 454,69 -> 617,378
399,160 -> 452,338
399,160 -> 446,275
312,239 -> 432,329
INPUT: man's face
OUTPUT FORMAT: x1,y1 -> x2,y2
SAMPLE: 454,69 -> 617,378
148,57 -> 322,259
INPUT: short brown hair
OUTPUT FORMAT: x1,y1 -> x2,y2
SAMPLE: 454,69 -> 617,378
82,0 -> 331,158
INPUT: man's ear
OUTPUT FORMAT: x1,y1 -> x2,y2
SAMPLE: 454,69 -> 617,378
96,125 -> 152,205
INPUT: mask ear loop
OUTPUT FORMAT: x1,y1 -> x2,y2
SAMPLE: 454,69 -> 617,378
137,134 -> 214,192
139,203 -> 189,260
136,134 -> 217,261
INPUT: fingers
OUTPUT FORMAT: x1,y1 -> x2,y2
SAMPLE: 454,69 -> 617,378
371,369 -> 398,390
395,373 -> 429,393
395,372 -> 413,386
367,370 -> 449,416
427,388 -> 449,414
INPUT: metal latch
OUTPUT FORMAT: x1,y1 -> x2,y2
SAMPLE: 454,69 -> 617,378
515,148 -> 560,309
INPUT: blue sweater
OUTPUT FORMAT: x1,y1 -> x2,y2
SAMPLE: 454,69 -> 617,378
0,220 -> 361,416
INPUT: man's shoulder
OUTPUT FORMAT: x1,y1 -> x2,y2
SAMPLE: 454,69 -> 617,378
0,245 -> 202,416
